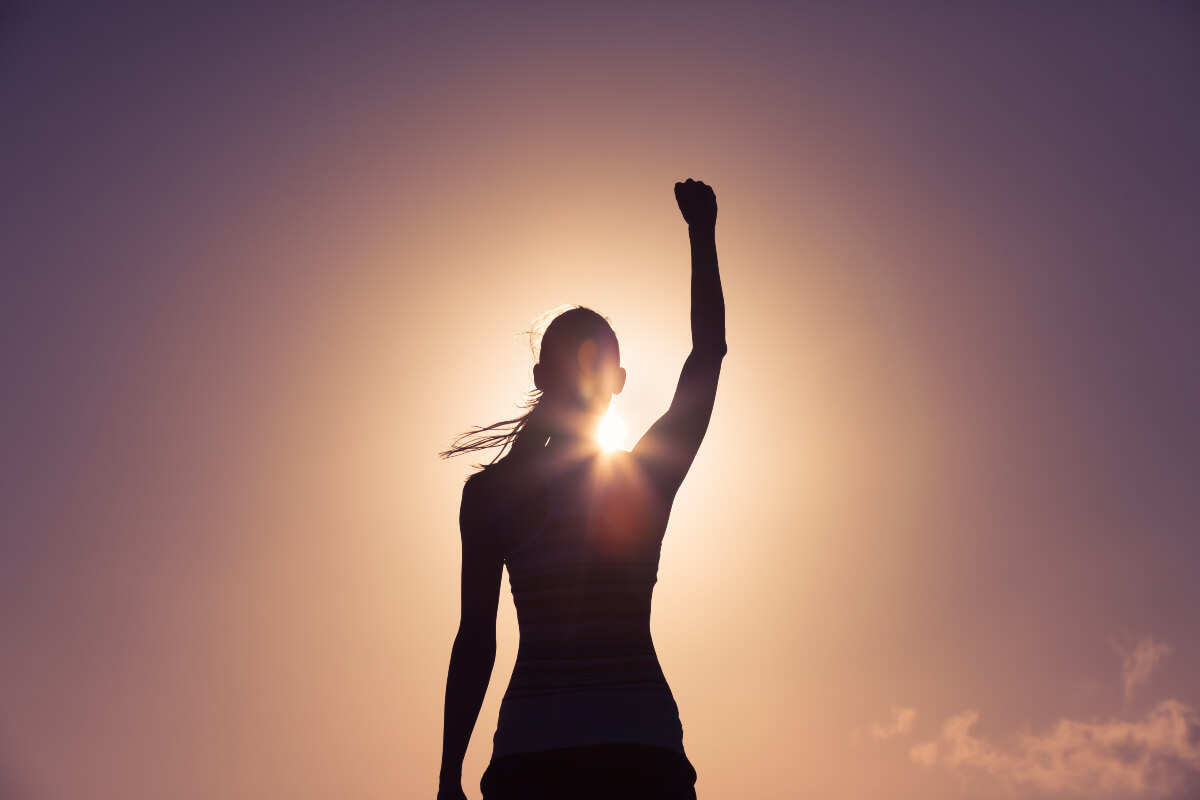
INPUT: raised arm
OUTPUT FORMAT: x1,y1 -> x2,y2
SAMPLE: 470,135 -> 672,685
632,179 -> 727,499
437,476 -> 503,800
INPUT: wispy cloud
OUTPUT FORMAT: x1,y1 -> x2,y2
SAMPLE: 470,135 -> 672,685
910,700 -> 1200,797
870,705 -> 917,740
897,635 -> 1198,797
1114,634 -> 1174,703
909,739 -> 938,766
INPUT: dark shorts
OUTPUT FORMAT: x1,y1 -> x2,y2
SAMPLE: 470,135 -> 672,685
481,742 -> 698,799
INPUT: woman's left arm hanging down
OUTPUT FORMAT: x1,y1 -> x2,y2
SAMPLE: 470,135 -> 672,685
438,477 -> 503,800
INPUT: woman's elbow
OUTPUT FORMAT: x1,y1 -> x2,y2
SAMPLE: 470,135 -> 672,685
454,623 -> 497,656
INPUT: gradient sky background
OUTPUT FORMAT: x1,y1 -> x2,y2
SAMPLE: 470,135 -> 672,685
2,3 -> 1199,799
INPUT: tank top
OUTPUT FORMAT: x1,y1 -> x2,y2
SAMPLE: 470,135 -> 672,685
491,449 -> 687,758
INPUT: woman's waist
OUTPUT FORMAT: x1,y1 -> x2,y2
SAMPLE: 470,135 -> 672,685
512,621 -> 655,659
505,650 -> 669,696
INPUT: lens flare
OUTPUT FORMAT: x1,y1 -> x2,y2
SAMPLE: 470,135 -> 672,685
597,408 -> 626,452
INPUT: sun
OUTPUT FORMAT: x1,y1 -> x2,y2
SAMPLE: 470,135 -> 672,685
596,408 -> 627,452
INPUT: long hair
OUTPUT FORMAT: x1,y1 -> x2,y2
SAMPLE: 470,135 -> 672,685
439,305 -> 617,469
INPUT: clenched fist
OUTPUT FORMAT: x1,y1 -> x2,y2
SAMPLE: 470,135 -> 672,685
674,178 -> 717,230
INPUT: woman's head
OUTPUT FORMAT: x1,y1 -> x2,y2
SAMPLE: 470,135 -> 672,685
440,305 -> 625,467
533,307 -> 626,419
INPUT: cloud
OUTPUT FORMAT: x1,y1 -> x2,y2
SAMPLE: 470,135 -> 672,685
1115,634 -> 1174,703
909,740 -> 938,766
909,700 -> 1200,797
871,705 -> 917,740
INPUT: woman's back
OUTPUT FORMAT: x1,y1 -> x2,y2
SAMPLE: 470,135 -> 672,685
476,449 -> 685,757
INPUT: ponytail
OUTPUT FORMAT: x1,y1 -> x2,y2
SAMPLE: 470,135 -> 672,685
506,398 -> 553,460
438,390 -> 551,468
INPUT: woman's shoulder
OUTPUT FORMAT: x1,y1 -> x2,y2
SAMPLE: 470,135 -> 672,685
465,455 -> 539,497
461,457 -> 549,541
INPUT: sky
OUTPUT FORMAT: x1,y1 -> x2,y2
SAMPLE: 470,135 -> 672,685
2,2 -> 1198,799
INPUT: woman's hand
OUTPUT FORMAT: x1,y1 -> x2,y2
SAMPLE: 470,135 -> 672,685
674,178 -> 717,230
437,784 -> 467,800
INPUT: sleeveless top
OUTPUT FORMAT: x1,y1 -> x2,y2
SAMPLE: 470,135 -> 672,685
491,449 -> 686,758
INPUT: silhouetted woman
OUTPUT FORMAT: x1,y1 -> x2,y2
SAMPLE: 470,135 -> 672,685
437,179 -> 726,800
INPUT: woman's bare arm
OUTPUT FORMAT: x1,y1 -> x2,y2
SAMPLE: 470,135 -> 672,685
632,179 -> 727,499
438,476 -> 503,799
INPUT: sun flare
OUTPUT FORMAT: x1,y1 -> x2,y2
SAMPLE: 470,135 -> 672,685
597,408 -> 626,452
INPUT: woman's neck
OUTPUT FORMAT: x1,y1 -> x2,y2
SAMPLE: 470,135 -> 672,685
544,430 -> 599,459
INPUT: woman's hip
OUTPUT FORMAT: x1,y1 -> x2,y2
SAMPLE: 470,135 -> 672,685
481,742 -> 697,800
